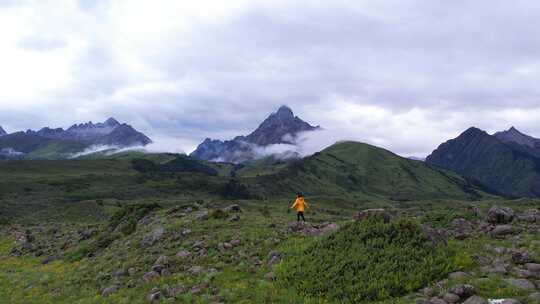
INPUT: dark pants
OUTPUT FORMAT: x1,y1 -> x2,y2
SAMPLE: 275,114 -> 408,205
297,211 -> 305,222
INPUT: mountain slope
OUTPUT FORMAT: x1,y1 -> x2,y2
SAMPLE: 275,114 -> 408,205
0,118 -> 151,159
426,127 -> 540,197
190,106 -> 319,163
245,141 -> 484,200
0,126 -> 6,136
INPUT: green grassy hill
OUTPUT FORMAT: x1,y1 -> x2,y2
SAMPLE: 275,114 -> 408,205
246,141 -> 486,200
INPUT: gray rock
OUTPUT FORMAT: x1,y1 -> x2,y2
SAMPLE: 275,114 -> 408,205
420,287 -> 435,297
490,225 -> 514,238
430,298 -> 447,304
230,239 -> 241,247
176,250 -> 191,259
463,296 -> 488,304
443,292 -> 460,303
228,214 -> 240,222
142,271 -> 160,282
504,278 -> 536,290
528,292 -> 540,303
101,286 -> 117,297
141,227 -> 165,246
128,267 -> 136,276
147,287 -> 161,303
415,298 -> 431,304
166,284 -> 186,298
224,204 -> 242,213
449,284 -> 475,298
188,266 -> 203,275
525,263 -> 540,273
160,268 -> 171,277
154,255 -> 169,267
195,211 -> 209,221
487,206 -> 514,224
511,251 -> 532,264
501,299 -> 521,304
264,272 -> 274,280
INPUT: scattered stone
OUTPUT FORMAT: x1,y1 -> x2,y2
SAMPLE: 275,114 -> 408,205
181,229 -> 191,236
41,256 -> 56,265
190,283 -> 209,295
154,255 -> 169,267
463,296 -> 488,304
449,284 -> 475,298
151,265 -> 164,273
166,284 -> 186,298
195,211 -> 209,221
504,278 -> 536,290
420,287 -> 435,297
489,225 -> 514,238
452,218 -> 473,239
224,204 -> 242,213
141,227 -> 165,246
267,251 -> 282,267
443,293 -> 460,303
147,287 -> 161,303
525,263 -> 540,273
528,292 -> 540,303
101,285 -> 117,297
230,239 -> 241,247
501,299 -> 521,304
228,214 -> 240,222
128,267 -> 137,276
487,206 -> 514,224
518,209 -> 539,223
422,225 -> 448,246
353,208 -> 391,223
176,250 -> 191,259
430,298 -> 447,304
192,240 -> 206,250
415,298 -> 431,304
142,271 -> 160,282
511,251 -> 532,264
188,266 -> 203,275
160,269 -> 171,277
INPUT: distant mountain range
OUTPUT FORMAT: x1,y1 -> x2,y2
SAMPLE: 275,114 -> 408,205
0,118 -> 151,159
190,106 -> 320,163
426,126 -> 540,197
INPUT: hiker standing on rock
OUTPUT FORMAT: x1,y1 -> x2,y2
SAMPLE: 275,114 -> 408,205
291,193 -> 308,222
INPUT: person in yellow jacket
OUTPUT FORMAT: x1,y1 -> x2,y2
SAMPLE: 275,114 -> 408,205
291,193 -> 308,222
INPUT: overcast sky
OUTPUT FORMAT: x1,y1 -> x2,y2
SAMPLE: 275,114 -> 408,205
1,0 -> 540,156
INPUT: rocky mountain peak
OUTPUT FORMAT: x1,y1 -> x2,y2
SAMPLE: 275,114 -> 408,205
0,126 -> 6,136
104,117 -> 120,127
494,126 -> 540,148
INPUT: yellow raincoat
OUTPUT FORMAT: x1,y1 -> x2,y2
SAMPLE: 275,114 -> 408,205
291,197 -> 308,212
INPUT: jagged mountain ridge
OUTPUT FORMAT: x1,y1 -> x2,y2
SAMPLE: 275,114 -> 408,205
426,126 -> 540,197
0,126 -> 6,136
0,118 -> 151,159
190,106 -> 319,163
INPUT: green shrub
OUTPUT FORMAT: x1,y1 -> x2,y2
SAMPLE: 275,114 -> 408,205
275,218 -> 456,303
210,209 -> 228,219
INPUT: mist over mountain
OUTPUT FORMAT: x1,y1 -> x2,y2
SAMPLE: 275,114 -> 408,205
190,106 -> 320,163
0,118 -> 151,159
426,126 -> 540,197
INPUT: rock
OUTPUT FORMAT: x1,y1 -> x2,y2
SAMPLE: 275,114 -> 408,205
511,251 -> 532,264
101,286 -> 117,297
420,287 -> 435,297
422,225 -> 448,246
513,268 -> 533,278
154,255 -> 169,267
192,240 -> 206,250
487,206 -> 514,224
528,292 -> 540,303
128,267 -> 137,276
494,247 -> 509,254
525,263 -> 540,273
463,296 -> 488,304
195,211 -> 209,221
452,218 -> 473,239
415,298 -> 431,304
518,209 -> 539,223
468,205 -> 482,217
489,225 -> 514,238
318,222 -> 340,234
267,251 -> 282,267
443,293 -> 461,303
224,204 -> 242,213
501,299 -> 521,304
151,265 -> 164,273
230,239 -> 241,247
504,278 -> 536,290
41,256 -> 56,265
160,269 -> 171,277
449,284 -> 475,298
138,215 -> 152,226
188,266 -> 203,275
176,250 -> 191,259
147,287 -> 161,303
430,298 -> 447,304
228,214 -> 240,222
353,208 -> 391,223
142,271 -> 160,282
141,227 -> 165,246
448,271 -> 470,280
264,272 -> 274,281
181,229 -> 191,236
190,283 -> 209,295
166,284 -> 186,298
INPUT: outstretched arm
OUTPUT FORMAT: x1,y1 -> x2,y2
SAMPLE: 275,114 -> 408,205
291,199 -> 298,209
